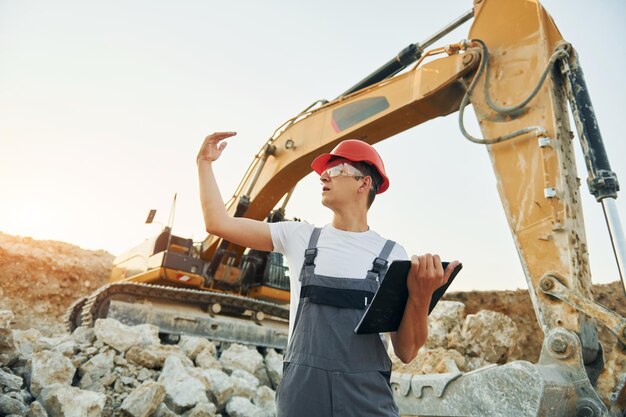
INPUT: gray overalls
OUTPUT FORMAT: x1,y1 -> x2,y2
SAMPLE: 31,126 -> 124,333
276,227 -> 399,417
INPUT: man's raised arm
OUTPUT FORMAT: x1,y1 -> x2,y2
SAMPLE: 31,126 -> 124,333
197,132 -> 273,252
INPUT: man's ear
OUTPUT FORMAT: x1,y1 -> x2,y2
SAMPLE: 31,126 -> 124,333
359,176 -> 373,193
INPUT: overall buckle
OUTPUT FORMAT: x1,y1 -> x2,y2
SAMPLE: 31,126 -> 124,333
371,257 -> 388,273
304,248 -> 318,266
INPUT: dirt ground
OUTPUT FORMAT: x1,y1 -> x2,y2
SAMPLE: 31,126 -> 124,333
0,232 -> 113,335
444,281 -> 626,362
0,231 -> 624,363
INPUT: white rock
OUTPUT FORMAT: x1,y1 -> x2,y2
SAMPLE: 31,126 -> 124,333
79,349 -> 115,377
157,356 -> 209,414
195,347 -> 221,369
29,351 -> 76,397
263,349 -> 283,389
0,368 -> 23,390
229,371 -> 258,400
152,403 -> 178,417
120,380 -> 166,417
193,368 -> 234,410
219,344 -> 264,375
121,376 -> 136,386
0,327 -> 17,367
179,335 -> 216,361
232,369 -> 259,387
93,318 -> 160,352
191,367 -> 227,388
78,349 -> 115,392
462,310 -> 518,364
52,340 -> 78,358
125,344 -> 190,369
136,368 -> 154,382
0,393 -> 27,415
39,335 -> 73,350
466,356 -> 491,371
253,385 -> 276,417
226,396 -> 265,417
25,400 -> 48,417
70,326 -> 96,345
0,310 -> 15,329
405,347 -> 468,374
426,301 -> 466,350
183,401 -> 218,417
39,385 -> 106,417
13,329 -> 43,359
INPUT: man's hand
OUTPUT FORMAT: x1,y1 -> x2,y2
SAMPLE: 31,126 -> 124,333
390,254 -> 460,363
197,131 -> 237,164
407,254 -> 459,303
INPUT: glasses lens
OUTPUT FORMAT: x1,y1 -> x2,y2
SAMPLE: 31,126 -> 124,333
322,163 -> 364,178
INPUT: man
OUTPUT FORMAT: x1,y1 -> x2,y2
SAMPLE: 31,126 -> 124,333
198,131 -> 459,417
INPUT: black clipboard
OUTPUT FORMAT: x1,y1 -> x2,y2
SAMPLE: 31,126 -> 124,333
354,260 -> 462,335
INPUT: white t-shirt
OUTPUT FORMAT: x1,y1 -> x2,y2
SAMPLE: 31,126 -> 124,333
269,221 -> 409,341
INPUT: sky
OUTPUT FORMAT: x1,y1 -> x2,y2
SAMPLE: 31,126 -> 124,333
1,0 -> 624,292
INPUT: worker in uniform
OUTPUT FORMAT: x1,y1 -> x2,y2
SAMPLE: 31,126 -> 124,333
197,131 -> 459,417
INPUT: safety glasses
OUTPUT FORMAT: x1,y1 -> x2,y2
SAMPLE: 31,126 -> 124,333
321,162 -> 366,179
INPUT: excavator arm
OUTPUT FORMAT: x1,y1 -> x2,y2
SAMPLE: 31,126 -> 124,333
200,44 -> 480,258
199,0 -> 626,414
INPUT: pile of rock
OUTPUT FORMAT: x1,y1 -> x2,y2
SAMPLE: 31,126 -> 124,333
390,300 -> 518,375
0,301 -> 520,417
0,311 -> 283,417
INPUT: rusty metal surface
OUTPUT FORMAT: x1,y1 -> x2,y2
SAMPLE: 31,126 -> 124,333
540,275 -> 626,346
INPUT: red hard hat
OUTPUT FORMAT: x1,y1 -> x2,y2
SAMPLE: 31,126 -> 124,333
311,140 -> 390,194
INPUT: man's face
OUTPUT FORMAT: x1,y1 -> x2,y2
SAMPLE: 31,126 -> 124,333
319,158 -> 367,209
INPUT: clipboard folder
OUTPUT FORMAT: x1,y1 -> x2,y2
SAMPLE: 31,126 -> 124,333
354,260 -> 462,335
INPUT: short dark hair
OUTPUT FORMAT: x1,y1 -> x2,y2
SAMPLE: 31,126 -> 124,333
353,161 -> 381,209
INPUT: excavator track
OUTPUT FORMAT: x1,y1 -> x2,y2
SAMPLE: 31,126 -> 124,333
65,282 -> 290,349
64,296 -> 88,332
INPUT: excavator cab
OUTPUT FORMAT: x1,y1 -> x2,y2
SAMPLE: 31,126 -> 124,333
109,227 -> 204,288
201,207 -> 291,303
241,250 -> 290,302
204,246 -> 290,303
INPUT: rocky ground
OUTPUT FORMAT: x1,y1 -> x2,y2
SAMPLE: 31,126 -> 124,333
0,232 -> 624,416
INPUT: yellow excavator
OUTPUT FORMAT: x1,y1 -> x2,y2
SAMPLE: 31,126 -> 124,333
66,0 -> 626,414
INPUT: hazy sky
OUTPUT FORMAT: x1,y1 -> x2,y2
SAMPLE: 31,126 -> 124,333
1,0 -> 624,291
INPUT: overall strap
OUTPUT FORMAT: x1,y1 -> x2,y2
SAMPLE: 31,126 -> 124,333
299,227 -> 322,282
365,239 -> 396,282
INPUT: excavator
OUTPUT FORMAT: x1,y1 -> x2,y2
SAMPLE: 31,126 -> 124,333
65,0 -> 626,414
